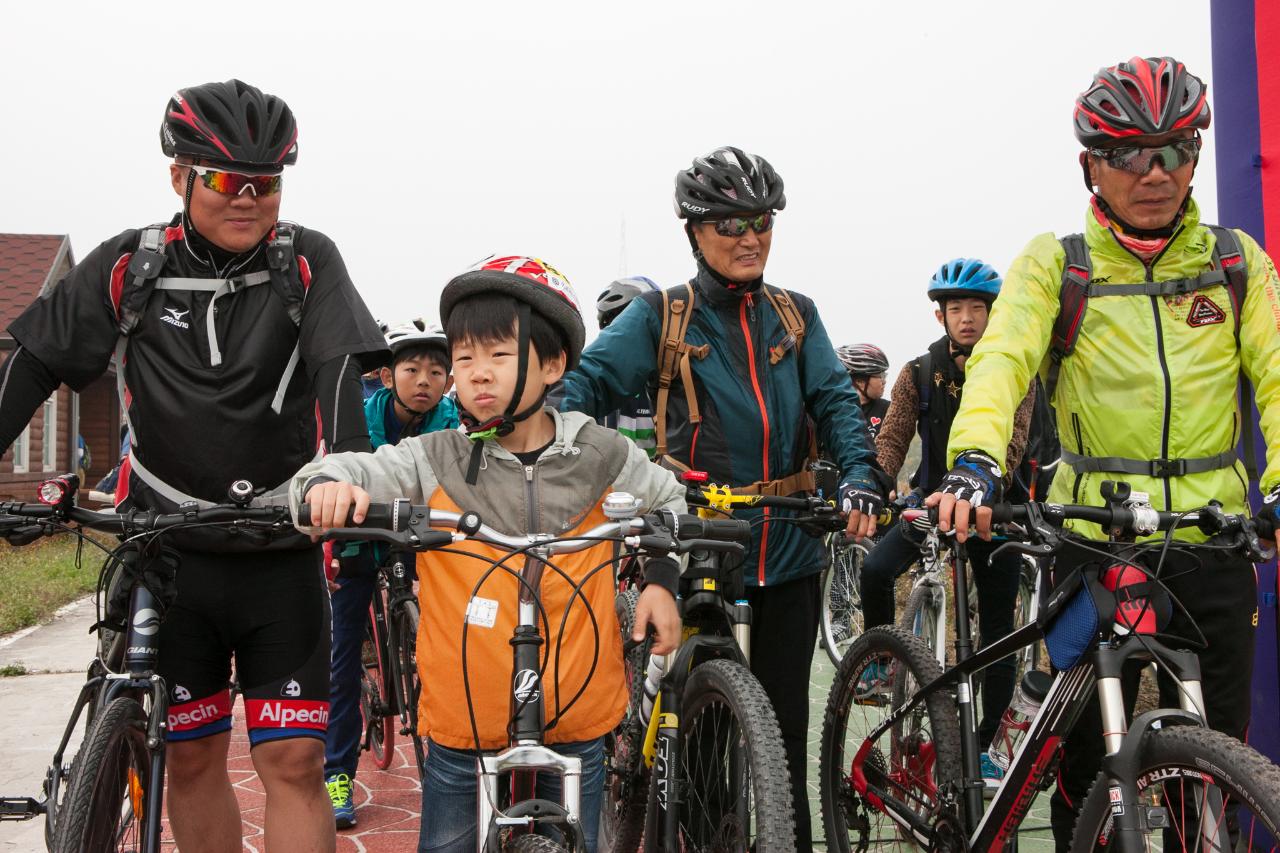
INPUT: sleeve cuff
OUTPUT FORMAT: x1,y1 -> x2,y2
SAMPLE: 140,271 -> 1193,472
641,556 -> 680,597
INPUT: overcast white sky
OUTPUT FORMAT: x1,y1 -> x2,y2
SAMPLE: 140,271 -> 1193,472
1,1 -> 1217,375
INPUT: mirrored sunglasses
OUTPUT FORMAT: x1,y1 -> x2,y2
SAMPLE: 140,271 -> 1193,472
711,211 -> 775,237
1088,135 -> 1201,176
190,165 -> 283,197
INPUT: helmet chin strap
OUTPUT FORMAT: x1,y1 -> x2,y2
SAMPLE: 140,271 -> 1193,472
1093,191 -> 1190,240
460,302 -> 546,484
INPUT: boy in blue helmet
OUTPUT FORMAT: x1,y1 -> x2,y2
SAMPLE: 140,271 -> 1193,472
862,258 -> 1036,780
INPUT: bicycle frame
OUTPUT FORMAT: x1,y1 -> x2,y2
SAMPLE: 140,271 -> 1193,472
641,546 -> 754,853
476,541 -> 587,852
854,545 -> 1217,852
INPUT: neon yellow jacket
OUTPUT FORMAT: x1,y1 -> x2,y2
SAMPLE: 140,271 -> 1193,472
948,199 -> 1280,540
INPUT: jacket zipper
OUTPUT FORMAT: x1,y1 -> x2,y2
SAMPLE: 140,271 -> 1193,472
1071,412 -> 1085,502
1115,232 -> 1180,511
740,293 -> 771,586
689,423 -> 701,471
524,464 -> 539,532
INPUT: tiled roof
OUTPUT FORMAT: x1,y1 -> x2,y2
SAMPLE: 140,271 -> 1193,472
0,234 -> 71,335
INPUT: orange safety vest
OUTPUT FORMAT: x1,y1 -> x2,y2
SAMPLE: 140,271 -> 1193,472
415,489 -> 628,750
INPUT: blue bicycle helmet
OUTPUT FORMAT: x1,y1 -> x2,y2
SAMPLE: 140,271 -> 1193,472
927,258 -> 1002,304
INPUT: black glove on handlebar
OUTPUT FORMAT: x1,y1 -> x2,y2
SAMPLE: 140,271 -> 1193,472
936,450 -> 1003,508
839,484 -> 883,520
1253,485 -> 1280,539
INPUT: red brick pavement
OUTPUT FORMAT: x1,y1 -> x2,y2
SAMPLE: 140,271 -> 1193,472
157,703 -> 423,851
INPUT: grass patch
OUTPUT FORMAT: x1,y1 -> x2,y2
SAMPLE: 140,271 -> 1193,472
0,663 -> 27,677
0,533 -> 107,636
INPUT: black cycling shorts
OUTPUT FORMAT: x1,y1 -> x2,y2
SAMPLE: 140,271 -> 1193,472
157,546 -> 331,746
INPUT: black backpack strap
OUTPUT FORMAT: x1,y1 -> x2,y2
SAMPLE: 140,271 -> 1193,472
266,222 -> 304,327
1047,233 -> 1091,401
117,225 -> 169,335
1208,225 -> 1256,482
915,352 -> 933,486
1207,225 -> 1247,345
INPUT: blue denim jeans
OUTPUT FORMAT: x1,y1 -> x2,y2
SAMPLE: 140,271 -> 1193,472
418,737 -> 605,852
323,549 -> 378,780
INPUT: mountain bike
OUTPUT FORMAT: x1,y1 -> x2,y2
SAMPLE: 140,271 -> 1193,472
0,474 -> 293,853
896,514 -> 1041,698
604,474 -> 847,852
819,481 -> 1280,852
311,492 -> 757,852
360,548 -> 426,773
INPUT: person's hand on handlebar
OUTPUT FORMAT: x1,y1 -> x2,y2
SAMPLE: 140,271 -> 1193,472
925,450 -> 1003,542
633,585 -> 681,655
1252,484 -> 1280,544
840,482 -> 883,540
303,481 -> 371,536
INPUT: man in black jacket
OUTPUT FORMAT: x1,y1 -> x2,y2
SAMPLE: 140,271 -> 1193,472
0,80 -> 385,851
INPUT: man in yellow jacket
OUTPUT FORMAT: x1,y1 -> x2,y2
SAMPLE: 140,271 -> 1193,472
931,56 -> 1280,847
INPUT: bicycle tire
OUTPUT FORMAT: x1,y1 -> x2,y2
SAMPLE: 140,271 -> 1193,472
52,696 -> 151,853
820,626 -> 962,853
821,537 -> 868,666
662,658 -> 796,852
1013,565 -> 1040,677
1071,725 -> 1280,851
600,589 -> 646,853
362,585 -> 395,770
394,599 -> 427,774
900,582 -> 945,669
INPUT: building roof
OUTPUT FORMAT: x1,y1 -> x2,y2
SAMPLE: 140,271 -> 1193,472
0,234 -> 73,338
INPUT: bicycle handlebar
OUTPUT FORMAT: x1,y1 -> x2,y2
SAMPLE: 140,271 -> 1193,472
300,501 -> 752,557
0,500 -> 291,544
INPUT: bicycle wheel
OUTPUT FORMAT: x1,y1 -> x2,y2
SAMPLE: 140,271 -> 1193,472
52,696 -> 151,853
664,658 -> 796,852
361,586 -> 395,770
599,589 -> 646,853
394,600 -> 427,774
1013,561 -> 1040,679
820,626 -> 961,853
1071,726 -> 1280,852
899,583 -> 945,669
821,536 -> 869,666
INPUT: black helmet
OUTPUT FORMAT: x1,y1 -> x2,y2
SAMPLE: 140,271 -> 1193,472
161,80 -> 298,170
673,146 -> 786,220
596,276 -> 659,329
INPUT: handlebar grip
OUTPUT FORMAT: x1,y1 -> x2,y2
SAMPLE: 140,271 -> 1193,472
298,502 -> 395,529
677,516 -> 751,542
990,503 -> 1016,525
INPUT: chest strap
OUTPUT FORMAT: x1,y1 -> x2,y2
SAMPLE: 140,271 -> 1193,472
1060,447 -> 1237,479
1080,270 -> 1228,298
155,271 -> 272,367
150,271 -> 300,414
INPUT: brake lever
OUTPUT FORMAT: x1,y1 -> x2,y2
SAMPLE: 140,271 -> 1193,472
675,539 -> 745,556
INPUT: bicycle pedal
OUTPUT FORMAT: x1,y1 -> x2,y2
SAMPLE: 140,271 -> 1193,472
0,796 -> 44,820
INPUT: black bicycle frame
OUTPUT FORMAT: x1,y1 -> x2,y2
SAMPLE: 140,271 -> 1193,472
643,546 -> 754,853
856,547 -> 1215,852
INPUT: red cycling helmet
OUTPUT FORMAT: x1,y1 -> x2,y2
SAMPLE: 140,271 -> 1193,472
1073,56 -> 1210,146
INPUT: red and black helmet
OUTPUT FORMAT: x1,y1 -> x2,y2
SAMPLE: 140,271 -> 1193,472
160,80 -> 298,170
1073,57 -> 1210,146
